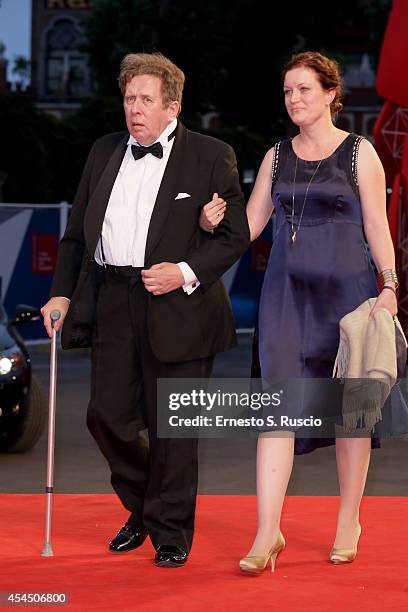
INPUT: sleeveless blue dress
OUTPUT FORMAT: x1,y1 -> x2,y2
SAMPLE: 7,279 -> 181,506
258,134 -> 381,454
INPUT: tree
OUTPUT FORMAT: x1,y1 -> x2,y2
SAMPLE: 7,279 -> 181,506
83,0 -> 161,97
84,0 -> 391,137
0,92 -> 126,203
0,93 -> 59,202
0,0 -> 393,203
12,56 -> 31,90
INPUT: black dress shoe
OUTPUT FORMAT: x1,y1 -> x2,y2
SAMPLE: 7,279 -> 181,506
154,545 -> 188,568
109,523 -> 148,553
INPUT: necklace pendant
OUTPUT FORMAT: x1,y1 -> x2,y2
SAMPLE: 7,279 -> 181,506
291,232 -> 297,244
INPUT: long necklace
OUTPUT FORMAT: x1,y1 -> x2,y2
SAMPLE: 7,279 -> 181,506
291,156 -> 323,244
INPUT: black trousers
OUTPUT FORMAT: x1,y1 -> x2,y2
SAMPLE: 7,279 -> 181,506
86,267 -> 213,551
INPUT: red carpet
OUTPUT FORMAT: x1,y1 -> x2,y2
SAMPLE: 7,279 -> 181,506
0,495 -> 407,611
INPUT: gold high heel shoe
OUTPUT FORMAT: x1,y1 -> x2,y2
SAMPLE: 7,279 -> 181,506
329,524 -> 362,564
239,531 -> 285,575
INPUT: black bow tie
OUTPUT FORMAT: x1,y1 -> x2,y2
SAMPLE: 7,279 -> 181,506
131,141 -> 163,160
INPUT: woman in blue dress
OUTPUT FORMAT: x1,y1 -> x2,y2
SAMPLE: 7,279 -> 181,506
200,52 -> 399,573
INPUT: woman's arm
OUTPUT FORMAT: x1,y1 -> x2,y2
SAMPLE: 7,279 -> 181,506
246,147 -> 275,241
199,147 -> 276,241
358,138 -> 398,316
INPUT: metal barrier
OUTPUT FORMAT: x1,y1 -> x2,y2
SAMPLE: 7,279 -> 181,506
0,202 -> 70,342
0,201 -> 271,340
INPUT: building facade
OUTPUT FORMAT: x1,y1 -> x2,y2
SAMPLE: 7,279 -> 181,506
31,0 -> 92,117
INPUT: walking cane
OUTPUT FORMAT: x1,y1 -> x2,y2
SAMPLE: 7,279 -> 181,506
41,309 -> 61,557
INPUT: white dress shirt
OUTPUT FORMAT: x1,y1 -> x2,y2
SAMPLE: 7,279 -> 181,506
94,118 -> 198,293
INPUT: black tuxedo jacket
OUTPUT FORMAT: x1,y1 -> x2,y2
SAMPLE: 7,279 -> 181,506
51,122 -> 250,362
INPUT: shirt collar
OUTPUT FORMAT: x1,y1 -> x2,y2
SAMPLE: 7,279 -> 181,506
127,118 -> 178,149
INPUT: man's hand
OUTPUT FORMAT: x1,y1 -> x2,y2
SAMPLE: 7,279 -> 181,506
40,297 -> 70,338
141,263 -> 185,295
199,192 -> 226,231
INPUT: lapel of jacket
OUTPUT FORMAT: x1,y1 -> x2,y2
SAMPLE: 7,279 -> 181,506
144,121 -> 188,263
84,132 -> 128,257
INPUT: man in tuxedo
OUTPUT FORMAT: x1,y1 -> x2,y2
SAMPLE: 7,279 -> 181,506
41,52 -> 249,567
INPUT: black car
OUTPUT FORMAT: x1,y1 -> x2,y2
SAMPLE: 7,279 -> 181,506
0,302 -> 47,452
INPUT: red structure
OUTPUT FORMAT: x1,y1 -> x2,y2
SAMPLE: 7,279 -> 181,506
375,0 -> 408,331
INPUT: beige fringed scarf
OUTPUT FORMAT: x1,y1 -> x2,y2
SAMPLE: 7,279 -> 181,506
333,298 -> 407,432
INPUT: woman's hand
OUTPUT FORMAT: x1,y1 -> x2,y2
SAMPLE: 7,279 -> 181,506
369,287 -> 398,319
199,192 -> 226,231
